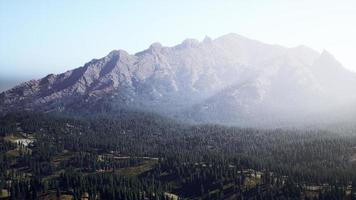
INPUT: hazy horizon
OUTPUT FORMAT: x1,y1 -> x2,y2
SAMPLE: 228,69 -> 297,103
1,0 -> 356,83
1,32 -> 355,92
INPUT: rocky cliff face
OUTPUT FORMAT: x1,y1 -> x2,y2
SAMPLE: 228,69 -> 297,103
1,33 -> 356,126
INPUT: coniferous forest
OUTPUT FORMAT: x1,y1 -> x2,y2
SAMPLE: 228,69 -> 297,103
1,111 -> 356,200
3,1 -> 356,199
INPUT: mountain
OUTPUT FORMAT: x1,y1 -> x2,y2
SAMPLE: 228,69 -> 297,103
0,78 -> 24,93
1,33 -> 356,126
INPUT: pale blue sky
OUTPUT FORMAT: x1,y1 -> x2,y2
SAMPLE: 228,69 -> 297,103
1,0 -> 356,80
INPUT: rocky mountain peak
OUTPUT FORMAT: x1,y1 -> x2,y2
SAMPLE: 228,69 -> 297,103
149,42 -> 163,51
202,35 -> 212,43
179,38 -> 200,48
1,33 -> 356,126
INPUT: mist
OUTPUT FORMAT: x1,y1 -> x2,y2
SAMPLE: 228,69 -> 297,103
2,1 -> 356,199
1,33 -> 356,128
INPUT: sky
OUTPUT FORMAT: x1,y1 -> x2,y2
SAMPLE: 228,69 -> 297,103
1,0 -> 356,81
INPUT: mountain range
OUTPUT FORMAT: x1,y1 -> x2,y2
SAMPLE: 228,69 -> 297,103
1,33 -> 356,127
0,78 -> 23,93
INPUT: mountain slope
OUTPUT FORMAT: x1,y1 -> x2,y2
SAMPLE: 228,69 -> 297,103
1,33 -> 356,126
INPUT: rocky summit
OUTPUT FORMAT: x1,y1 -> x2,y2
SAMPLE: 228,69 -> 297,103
1,33 -> 356,126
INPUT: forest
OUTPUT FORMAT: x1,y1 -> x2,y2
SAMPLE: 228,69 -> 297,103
1,111 -> 356,200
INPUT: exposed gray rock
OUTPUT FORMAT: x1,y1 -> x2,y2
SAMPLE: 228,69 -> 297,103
1,33 -> 356,126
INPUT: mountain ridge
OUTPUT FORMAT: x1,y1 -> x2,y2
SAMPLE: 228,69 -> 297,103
1,33 -> 356,126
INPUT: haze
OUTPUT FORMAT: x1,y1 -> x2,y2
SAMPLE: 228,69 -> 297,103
1,0 -> 356,83
2,2 -> 356,199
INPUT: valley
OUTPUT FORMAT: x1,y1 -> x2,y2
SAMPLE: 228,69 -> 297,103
1,111 -> 356,199
2,1 -> 356,199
